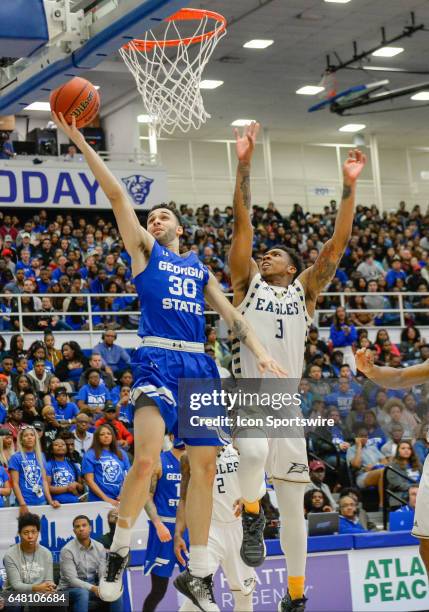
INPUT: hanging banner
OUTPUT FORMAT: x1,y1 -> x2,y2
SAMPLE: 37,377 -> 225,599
0,162 -> 167,209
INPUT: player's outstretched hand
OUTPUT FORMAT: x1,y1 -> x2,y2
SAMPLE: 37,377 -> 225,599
174,534 -> 188,566
233,498 -> 244,517
51,111 -> 86,148
156,523 -> 172,543
257,356 -> 288,377
234,121 -> 260,164
343,148 -> 367,183
355,347 -> 374,375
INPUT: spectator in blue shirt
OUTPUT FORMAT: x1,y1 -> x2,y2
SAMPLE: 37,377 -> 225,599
82,424 -> 130,504
325,378 -> 355,419
394,483 -> 418,513
9,426 -> 60,512
363,410 -> 386,450
329,306 -> 357,373
46,438 -> 84,504
0,463 -> 11,507
385,255 -> 407,288
338,495 -> 367,533
54,387 -> 79,424
93,330 -> 130,374
413,423 -> 429,466
113,386 -> 134,429
76,369 -> 111,419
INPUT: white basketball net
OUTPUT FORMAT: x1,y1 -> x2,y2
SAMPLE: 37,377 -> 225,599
119,11 -> 226,136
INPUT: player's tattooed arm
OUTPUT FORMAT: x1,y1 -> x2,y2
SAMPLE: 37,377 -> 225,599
144,463 -> 162,524
51,112 -> 154,274
356,348 -> 429,388
298,148 -> 367,316
175,454 -> 190,547
229,122 -> 260,305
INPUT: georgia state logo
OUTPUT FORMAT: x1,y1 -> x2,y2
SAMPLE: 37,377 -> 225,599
53,466 -> 73,486
121,174 -> 154,205
101,458 -> 121,484
23,463 -> 41,488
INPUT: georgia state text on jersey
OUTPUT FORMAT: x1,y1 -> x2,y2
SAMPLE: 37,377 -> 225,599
213,445 -> 241,524
154,450 -> 182,516
232,274 -> 312,379
133,241 -> 209,342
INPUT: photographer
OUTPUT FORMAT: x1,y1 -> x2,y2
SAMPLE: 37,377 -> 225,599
0,132 -> 15,160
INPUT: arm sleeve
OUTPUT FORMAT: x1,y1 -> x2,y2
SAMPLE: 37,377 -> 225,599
120,348 -> 131,364
81,451 -> 94,476
59,548 -> 93,591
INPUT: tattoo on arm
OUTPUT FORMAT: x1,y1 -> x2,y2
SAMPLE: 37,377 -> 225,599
144,468 -> 160,521
342,184 -> 352,200
232,318 -> 249,342
179,455 -> 191,502
239,162 -> 251,210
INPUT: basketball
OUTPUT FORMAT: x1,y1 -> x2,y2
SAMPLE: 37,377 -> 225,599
49,77 -> 100,128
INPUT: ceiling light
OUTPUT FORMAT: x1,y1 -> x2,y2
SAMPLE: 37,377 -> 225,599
24,101 -> 51,111
199,80 -> 224,89
94,85 -> 100,90
296,85 -> 325,95
231,119 -> 256,127
339,123 -> 366,133
372,46 -> 404,58
137,114 -> 158,123
411,91 -> 429,101
324,0 -> 351,3
243,39 -> 274,49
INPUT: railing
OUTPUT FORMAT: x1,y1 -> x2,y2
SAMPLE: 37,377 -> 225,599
10,149 -> 161,166
0,290 -> 428,345
382,464 -> 417,529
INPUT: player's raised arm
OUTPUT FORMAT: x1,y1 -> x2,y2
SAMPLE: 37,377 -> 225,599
356,348 -> 429,388
52,113 -> 154,273
298,149 -> 367,316
144,464 -> 172,543
229,122 -> 260,306
205,273 -> 287,376
174,454 -> 190,566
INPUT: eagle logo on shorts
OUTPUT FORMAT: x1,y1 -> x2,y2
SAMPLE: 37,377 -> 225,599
121,175 -> 154,205
287,463 -> 309,474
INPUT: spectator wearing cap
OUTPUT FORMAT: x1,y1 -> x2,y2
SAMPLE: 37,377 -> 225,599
76,369 -> 111,418
338,495 -> 367,534
93,330 -> 131,374
72,413 -> 94,458
53,387 -> 79,425
305,460 -> 337,510
78,353 -> 115,390
1,249 -> 15,274
386,255 -> 407,288
94,401 -> 133,450
46,437 -> 84,504
4,406 -> 25,444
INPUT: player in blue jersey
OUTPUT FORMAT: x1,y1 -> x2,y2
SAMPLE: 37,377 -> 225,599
142,439 -> 187,611
54,113 -> 286,611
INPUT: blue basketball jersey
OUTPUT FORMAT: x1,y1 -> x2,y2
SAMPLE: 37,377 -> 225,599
154,450 -> 182,518
134,241 -> 209,342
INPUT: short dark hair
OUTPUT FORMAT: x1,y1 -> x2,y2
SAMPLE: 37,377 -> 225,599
148,204 -> 182,226
86,368 -> 100,377
72,514 -> 91,527
18,512 -> 40,533
267,245 -> 304,278
353,423 -> 368,436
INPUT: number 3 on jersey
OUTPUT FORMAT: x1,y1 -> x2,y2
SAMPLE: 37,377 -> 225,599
275,318 -> 284,339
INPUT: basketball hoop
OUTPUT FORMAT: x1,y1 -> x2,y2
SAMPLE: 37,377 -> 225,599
119,8 -> 227,136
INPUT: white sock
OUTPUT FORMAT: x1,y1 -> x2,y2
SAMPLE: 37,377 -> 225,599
189,545 -> 209,578
110,523 -> 131,554
233,591 -> 254,612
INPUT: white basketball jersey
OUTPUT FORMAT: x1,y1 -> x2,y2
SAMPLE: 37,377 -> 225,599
212,445 -> 241,524
232,274 -> 312,379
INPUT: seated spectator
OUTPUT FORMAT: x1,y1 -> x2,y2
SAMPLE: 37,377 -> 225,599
58,514 -> 122,612
338,488 -> 377,531
41,406 -> 62,450
385,441 -> 421,508
0,431 -> 15,465
109,369 -> 134,404
363,410 -> 386,449
76,369 -> 111,418
385,254 -> 406,288
94,401 -> 133,450
27,359 -> 53,395
78,352 -> 115,390
42,375 -> 61,409
59,430 -> 83,467
305,325 -> 329,356
55,341 -> 89,389
379,398 -> 417,439
306,363 -> 331,396
27,341 -> 54,372
305,460 -> 337,509
53,387 -> 79,425
399,326 -> 423,365
3,513 -> 55,595
0,448 -> 10,505
329,306 -> 357,372
82,424 -> 130,504
0,372 -> 18,415
348,294 -> 374,327
9,427 -> 60,511
9,334 -> 26,363
44,331 -> 62,367
325,378 -> 355,419
346,424 -> 388,506
357,251 -> 384,282
20,390 -> 41,425
304,489 -> 333,517
381,423 -> 405,459
92,329 -> 131,374
113,385 -> 134,428
204,343 -> 231,378
72,412 -> 94,458
374,329 -> 401,360
205,326 -> 231,368
65,295 -> 90,331
100,508 -> 118,549
344,395 -> 369,430
394,483 -> 419,513
4,406 -> 24,445
0,355 -> 16,388
46,438 -> 84,504
338,495 -> 367,533
414,422 -> 429,465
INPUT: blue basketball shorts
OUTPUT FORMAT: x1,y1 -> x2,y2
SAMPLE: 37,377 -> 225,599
143,522 -> 188,578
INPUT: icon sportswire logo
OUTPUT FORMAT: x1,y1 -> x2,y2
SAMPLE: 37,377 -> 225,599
121,174 -> 154,205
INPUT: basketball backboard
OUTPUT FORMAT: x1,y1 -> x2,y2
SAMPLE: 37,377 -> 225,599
0,0 -> 188,115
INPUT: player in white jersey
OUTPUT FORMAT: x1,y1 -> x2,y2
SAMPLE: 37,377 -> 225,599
175,445 -> 259,611
229,122 -> 366,612
356,348 -> 429,576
